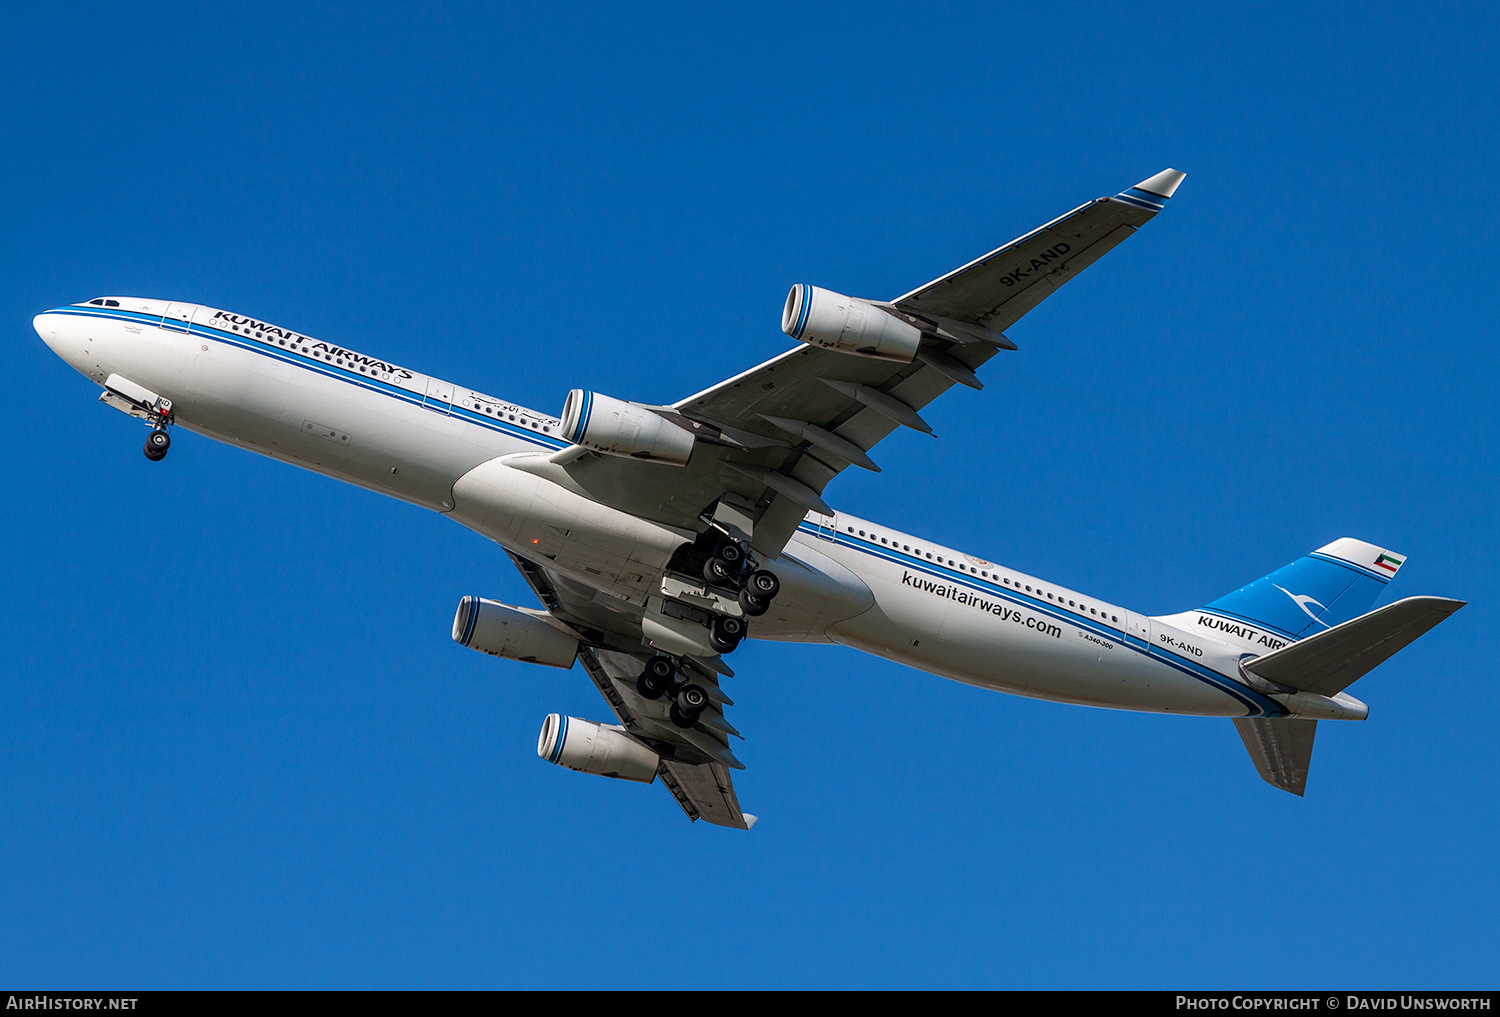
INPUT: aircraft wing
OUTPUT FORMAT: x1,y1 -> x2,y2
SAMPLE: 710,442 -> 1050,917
507,551 -> 755,829
889,168 -> 1188,332
546,170 -> 1186,559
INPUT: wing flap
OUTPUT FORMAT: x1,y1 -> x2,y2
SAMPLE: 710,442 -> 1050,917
659,759 -> 755,829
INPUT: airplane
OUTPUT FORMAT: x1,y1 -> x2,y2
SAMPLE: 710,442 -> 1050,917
33,169 -> 1465,829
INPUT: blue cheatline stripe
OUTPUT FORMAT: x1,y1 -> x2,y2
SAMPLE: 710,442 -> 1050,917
797,521 -> 1285,717
793,285 -> 811,339
549,716 -> 568,763
52,307 -> 570,451
1114,192 -> 1164,212
1307,551 -> 1391,584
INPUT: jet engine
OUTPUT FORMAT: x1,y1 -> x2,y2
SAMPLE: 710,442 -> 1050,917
452,596 -> 580,669
781,284 -> 921,363
559,390 -> 695,466
537,714 -> 660,783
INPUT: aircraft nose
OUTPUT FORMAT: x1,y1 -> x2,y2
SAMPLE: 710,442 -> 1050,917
34,310 -> 88,373
34,312 -> 62,351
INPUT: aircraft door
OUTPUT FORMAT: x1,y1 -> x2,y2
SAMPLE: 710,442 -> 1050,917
161,302 -> 198,335
424,376 -> 453,415
809,511 -> 837,541
1125,610 -> 1152,647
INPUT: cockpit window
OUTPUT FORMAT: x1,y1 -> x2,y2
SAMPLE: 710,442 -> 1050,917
87,298 -> 120,307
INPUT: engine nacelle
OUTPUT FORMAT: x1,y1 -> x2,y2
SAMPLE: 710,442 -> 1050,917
452,597 -> 579,669
537,714 -> 659,783
559,390 -> 695,466
781,284 -> 921,363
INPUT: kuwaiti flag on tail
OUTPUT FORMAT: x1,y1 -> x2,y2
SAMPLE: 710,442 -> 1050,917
1375,552 -> 1406,574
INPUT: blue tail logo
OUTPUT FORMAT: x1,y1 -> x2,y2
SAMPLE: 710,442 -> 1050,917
1203,538 -> 1405,641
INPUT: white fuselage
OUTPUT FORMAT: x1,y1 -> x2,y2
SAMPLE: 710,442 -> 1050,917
36,298 -> 1341,721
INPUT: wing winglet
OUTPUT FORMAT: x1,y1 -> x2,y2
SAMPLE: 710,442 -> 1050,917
1133,168 -> 1187,199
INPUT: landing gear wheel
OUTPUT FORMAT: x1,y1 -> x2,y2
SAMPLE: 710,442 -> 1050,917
703,556 -> 735,587
635,655 -> 677,700
670,686 -> 707,728
144,429 -> 170,461
746,569 -> 779,600
738,589 -> 770,617
675,683 -> 709,715
715,542 -> 743,568
708,615 -> 746,654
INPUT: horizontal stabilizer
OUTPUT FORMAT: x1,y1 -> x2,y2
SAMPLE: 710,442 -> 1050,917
1234,718 -> 1317,796
1242,596 -> 1465,698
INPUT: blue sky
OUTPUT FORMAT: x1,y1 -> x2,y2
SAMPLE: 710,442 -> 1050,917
3,1 -> 1497,988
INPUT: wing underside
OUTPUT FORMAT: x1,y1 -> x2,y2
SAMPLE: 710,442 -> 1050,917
508,550 -> 754,829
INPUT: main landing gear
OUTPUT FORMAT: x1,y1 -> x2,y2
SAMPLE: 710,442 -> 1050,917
635,654 -> 714,729
700,537 -> 780,620
644,535 -> 784,728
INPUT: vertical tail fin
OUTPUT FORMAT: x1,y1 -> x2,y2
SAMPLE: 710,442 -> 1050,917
1234,718 -> 1317,795
1202,538 -> 1405,641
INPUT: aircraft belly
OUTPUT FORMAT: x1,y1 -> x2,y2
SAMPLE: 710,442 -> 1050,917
822,540 -> 1253,716
743,535 -> 875,643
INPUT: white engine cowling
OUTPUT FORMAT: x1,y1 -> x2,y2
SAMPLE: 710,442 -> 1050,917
537,714 -> 659,783
781,284 -> 921,363
452,597 -> 579,669
559,390 -> 695,466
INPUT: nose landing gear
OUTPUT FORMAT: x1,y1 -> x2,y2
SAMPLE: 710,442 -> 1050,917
143,427 -> 171,461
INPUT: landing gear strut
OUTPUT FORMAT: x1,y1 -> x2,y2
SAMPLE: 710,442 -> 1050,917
141,400 -> 175,462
